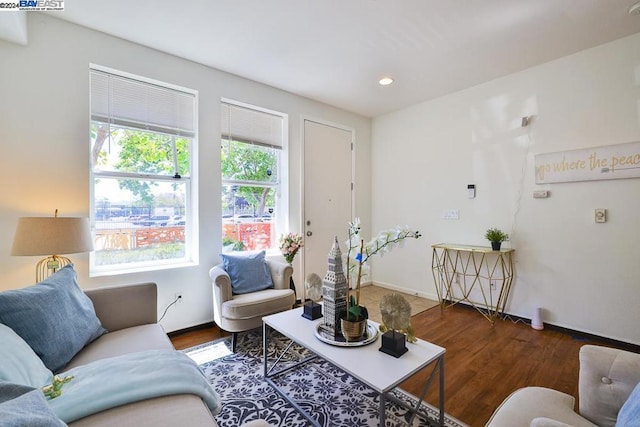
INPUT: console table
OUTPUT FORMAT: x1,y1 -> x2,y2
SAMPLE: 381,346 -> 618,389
431,243 -> 515,324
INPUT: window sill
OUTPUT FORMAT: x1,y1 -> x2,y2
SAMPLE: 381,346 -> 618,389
90,259 -> 198,278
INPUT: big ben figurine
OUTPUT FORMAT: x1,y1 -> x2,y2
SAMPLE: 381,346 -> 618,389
319,236 -> 348,338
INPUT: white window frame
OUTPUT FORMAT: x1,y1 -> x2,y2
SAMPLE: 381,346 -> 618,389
89,64 -> 199,276
221,98 -> 288,254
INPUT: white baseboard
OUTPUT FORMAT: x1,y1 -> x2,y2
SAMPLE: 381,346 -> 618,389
367,280 -> 440,302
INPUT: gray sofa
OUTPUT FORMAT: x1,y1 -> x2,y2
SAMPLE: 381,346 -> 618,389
486,345 -> 640,427
66,282 -> 219,427
0,273 -> 274,427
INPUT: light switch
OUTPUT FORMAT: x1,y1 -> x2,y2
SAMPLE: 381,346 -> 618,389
442,209 -> 460,220
595,209 -> 606,223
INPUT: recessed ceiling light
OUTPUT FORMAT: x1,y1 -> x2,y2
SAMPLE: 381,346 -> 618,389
629,1 -> 640,15
378,77 -> 394,86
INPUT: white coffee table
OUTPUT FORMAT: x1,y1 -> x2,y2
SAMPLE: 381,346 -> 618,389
262,306 -> 446,426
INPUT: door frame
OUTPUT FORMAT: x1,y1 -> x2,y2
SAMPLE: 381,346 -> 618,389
300,115 -> 356,297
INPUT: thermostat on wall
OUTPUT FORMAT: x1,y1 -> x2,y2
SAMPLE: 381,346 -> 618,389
467,184 -> 475,199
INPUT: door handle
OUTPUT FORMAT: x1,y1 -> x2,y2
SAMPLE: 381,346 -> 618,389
306,231 -> 313,237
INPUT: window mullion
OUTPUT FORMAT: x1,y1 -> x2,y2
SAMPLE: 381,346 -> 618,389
94,170 -> 190,182
222,179 -> 276,188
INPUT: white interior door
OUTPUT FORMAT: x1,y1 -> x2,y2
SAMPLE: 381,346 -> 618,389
303,119 -> 353,300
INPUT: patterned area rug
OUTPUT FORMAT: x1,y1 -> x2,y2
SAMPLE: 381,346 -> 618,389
184,330 -> 468,427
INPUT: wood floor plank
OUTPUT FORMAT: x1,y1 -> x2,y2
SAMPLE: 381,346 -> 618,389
170,303 -> 631,426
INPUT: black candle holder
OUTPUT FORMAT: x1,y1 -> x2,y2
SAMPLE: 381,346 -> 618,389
379,330 -> 408,358
302,301 -> 323,320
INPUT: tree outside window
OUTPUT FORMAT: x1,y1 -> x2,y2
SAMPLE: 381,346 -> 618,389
221,101 -> 286,252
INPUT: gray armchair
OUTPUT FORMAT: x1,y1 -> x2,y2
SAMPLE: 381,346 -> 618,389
486,345 -> 640,427
209,259 -> 295,351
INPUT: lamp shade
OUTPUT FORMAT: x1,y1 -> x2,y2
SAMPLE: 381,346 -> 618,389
11,217 -> 93,256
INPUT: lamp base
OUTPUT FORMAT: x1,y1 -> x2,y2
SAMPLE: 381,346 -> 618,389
36,255 -> 72,283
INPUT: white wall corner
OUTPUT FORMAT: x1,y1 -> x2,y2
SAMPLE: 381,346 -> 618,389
0,11 -> 28,45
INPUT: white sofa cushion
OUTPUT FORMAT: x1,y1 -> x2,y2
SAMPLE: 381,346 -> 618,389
486,387 -> 597,427
531,417 -> 577,427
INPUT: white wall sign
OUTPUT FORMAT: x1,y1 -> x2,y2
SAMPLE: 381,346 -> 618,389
535,141 -> 640,184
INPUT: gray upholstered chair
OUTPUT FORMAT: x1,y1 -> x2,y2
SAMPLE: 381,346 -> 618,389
209,258 -> 294,352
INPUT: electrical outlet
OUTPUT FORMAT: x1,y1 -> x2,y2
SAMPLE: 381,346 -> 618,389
174,292 -> 183,304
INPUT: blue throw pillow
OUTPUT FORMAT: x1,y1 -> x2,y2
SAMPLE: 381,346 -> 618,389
221,251 -> 273,295
0,265 -> 106,372
617,381 -> 640,427
0,324 -> 53,388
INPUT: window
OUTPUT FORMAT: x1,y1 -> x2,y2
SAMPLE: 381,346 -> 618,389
221,100 -> 287,252
89,65 -> 198,275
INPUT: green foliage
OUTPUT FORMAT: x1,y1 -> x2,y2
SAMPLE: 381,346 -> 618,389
90,123 -> 190,207
485,227 -> 509,243
94,243 -> 185,265
116,131 -> 189,204
221,140 -> 277,216
347,295 -> 368,321
222,236 -> 245,251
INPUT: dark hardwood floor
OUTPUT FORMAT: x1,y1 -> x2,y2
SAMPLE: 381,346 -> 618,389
170,304 -> 631,427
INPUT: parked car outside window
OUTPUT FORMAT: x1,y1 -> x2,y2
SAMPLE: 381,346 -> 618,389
139,216 -> 171,226
167,216 -> 185,226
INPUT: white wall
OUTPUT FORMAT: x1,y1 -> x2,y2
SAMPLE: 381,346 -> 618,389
371,33 -> 640,345
0,14 -> 371,332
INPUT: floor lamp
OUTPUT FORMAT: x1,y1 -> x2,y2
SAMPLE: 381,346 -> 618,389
11,210 -> 94,282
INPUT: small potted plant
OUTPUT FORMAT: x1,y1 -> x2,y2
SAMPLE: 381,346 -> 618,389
485,227 -> 508,251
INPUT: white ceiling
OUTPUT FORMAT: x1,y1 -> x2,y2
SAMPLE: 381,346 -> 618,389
29,1 -> 640,117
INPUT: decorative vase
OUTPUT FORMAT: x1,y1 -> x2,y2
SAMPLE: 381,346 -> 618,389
340,316 -> 367,341
491,241 -> 501,251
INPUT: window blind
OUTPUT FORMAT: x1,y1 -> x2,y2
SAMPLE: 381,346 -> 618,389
90,69 -> 196,138
221,102 -> 283,149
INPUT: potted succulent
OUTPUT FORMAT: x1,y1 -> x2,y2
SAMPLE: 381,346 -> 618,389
485,227 -> 508,251
342,218 -> 421,340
